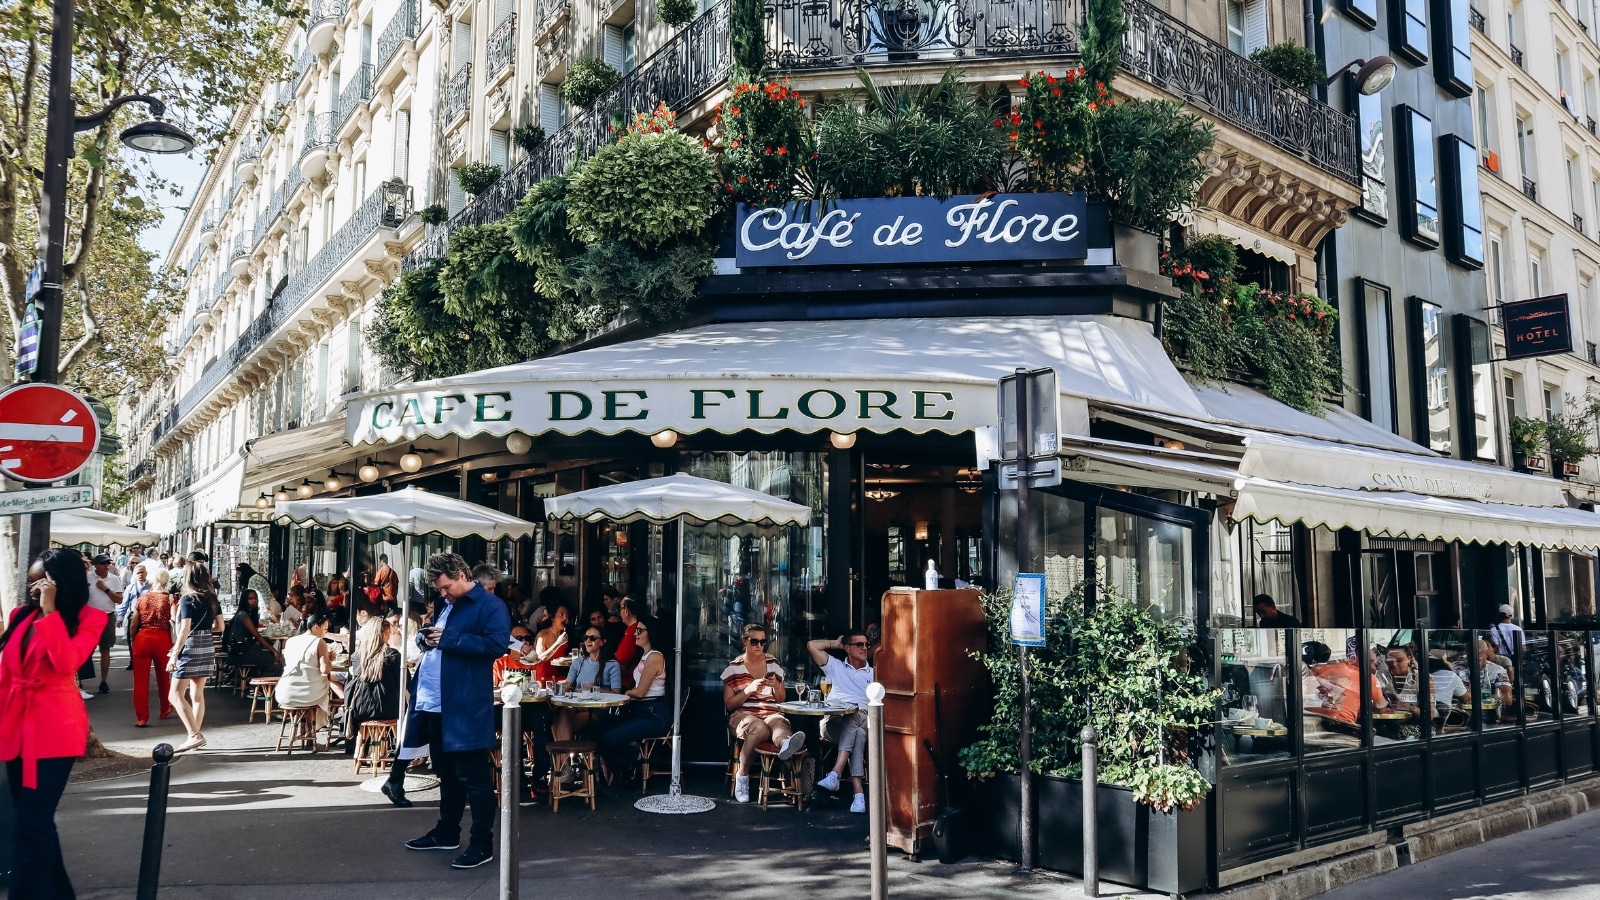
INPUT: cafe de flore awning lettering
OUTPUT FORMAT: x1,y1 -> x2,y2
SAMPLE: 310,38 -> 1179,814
735,193 -> 1092,267
350,379 -> 997,446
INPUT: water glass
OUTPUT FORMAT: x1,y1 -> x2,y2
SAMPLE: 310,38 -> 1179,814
807,689 -> 823,708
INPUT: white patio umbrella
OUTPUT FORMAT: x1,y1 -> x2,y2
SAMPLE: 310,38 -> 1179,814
276,487 -> 539,785
545,472 -> 812,815
51,510 -> 158,546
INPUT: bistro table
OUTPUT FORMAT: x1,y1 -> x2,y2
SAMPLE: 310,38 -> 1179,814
549,691 -> 632,710
774,700 -> 859,796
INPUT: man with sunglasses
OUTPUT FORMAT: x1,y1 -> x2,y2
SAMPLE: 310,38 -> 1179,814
807,630 -> 874,813
722,623 -> 803,803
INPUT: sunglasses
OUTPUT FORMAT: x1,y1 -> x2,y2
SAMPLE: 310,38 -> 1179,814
746,637 -> 768,646
846,641 -> 869,648
512,635 -> 531,640
584,635 -> 602,642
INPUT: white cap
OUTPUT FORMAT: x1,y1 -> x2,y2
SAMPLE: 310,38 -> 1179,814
1498,604 -> 1514,617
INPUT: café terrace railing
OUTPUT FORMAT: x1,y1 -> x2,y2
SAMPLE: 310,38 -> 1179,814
156,181 -> 413,443
405,0 -> 1357,269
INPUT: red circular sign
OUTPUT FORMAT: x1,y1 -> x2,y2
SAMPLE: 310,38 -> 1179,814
0,384 -> 100,483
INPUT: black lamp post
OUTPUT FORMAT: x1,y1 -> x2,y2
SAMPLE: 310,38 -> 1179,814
27,0 -> 194,562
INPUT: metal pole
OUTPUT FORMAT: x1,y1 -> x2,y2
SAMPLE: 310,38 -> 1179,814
498,684 -> 521,900
135,743 -> 174,900
396,535 -> 411,750
669,514 -> 685,796
1015,368 -> 1034,874
1082,725 -> 1099,898
24,0 -> 77,560
866,681 -> 888,900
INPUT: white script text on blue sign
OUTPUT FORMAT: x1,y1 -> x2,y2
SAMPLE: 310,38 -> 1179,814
735,193 -> 1092,267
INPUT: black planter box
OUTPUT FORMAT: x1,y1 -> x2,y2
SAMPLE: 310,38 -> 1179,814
972,772 -> 1210,895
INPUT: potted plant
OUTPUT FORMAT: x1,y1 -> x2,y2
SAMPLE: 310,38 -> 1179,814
1545,413 -> 1593,478
1249,42 -> 1322,94
1511,416 -> 1549,471
563,57 -> 621,108
960,586 -> 1216,894
454,162 -> 503,197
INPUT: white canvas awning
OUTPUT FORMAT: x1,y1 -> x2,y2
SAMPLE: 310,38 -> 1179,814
544,473 -> 812,526
346,316 -> 1207,447
52,510 -> 159,547
275,487 -> 538,540
240,417 -> 354,506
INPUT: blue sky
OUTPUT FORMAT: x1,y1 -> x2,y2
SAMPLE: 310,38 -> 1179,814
139,151 -> 208,266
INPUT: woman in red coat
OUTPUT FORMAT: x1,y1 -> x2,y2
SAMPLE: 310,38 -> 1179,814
0,547 -> 108,899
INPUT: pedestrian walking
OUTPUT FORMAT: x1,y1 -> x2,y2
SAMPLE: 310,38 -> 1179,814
0,548 -> 109,898
398,552 -> 510,870
167,563 -> 220,753
129,569 -> 177,727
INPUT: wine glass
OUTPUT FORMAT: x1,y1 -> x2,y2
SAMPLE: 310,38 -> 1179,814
820,677 -> 833,701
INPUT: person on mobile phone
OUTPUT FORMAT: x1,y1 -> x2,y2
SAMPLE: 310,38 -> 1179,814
0,548 -> 109,897
722,623 -> 802,804
395,553 -> 510,870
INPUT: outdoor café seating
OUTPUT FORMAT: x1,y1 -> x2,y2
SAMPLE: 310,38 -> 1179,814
247,677 -> 279,723
354,719 -> 398,775
753,741 -> 807,810
547,740 -> 598,811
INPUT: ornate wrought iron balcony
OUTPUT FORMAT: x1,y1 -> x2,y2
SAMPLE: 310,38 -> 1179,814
377,0 -> 418,75
1469,7 -> 1486,32
300,112 -> 337,162
337,64 -> 374,132
1511,44 -> 1525,67
1523,176 -> 1538,200
488,14 -> 517,80
293,45 -> 316,91
537,0 -> 570,31
1576,213 -> 1585,234
445,65 -> 472,124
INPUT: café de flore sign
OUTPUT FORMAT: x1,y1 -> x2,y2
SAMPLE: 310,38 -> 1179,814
735,193 -> 1092,267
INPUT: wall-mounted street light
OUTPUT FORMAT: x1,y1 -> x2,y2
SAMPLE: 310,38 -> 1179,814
1325,56 -> 1398,95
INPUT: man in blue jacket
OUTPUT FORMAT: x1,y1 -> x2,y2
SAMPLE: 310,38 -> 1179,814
401,552 -> 511,869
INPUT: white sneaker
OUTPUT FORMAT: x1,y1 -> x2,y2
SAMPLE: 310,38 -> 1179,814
79,689 -> 94,700
818,771 -> 842,792
776,731 -> 806,761
735,774 -> 751,803
850,793 -> 867,814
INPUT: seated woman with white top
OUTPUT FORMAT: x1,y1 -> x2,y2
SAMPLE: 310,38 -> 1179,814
274,613 -> 345,733
594,616 -> 670,784
552,626 -> 623,742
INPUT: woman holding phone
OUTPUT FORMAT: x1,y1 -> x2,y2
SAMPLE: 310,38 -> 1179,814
0,548 -> 109,897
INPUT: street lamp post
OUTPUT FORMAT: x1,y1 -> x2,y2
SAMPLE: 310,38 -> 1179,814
25,0 -> 193,562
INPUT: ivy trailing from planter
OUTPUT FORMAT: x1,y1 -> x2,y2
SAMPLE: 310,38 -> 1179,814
959,585 -> 1217,813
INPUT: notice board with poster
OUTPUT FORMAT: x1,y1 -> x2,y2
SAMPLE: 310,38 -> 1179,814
1502,294 -> 1573,360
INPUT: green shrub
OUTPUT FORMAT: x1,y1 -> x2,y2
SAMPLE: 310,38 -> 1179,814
1010,69 -> 1098,191
1080,0 -> 1126,87
718,79 -> 808,205
658,0 -> 697,27
436,223 -> 552,363
418,203 -> 448,226
567,112 -> 720,248
1546,413 -> 1595,462
1250,42 -> 1322,94
512,124 -> 547,153
1510,416 -> 1548,456
454,162 -> 503,196
730,0 -> 766,77
1078,97 -> 1214,232
812,67 -> 1006,198
959,585 -> 1216,813
563,58 -> 621,108
1233,285 -> 1341,414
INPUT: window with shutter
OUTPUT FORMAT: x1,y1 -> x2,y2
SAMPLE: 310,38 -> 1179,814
1244,0 -> 1268,54
315,341 -> 330,418
362,22 -> 373,64
454,21 -> 473,74
449,174 -> 466,214
490,130 -> 509,168
539,82 -> 564,134
494,0 -> 514,26
394,109 -> 411,182
346,315 -> 363,393
604,24 -> 625,71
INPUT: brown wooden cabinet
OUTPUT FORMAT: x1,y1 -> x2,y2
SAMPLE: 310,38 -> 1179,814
875,586 -> 989,856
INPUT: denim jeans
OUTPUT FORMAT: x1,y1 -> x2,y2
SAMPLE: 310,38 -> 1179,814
596,698 -> 671,775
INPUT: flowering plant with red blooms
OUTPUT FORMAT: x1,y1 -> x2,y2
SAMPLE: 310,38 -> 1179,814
717,79 -> 808,205
1005,68 -> 1101,190
622,103 -> 679,140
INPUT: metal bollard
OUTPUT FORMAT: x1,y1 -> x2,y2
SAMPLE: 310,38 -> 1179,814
1081,726 -> 1099,899
499,685 -> 522,900
136,744 -> 175,900
867,682 -> 888,900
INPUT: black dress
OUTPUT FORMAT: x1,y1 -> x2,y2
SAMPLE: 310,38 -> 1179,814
346,646 -> 402,726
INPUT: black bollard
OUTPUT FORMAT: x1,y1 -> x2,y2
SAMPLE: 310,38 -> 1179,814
136,744 -> 174,900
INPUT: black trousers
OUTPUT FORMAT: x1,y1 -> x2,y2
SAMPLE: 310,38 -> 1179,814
6,756 -> 76,900
415,711 -> 497,849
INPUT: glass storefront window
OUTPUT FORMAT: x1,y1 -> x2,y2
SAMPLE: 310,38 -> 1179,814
1426,629 -> 1476,734
1095,507 -> 1193,621
1557,631 -> 1593,717
1471,629 -> 1515,729
1371,629 -> 1423,744
1301,628 -> 1367,753
1242,520 -> 1299,625
1517,630 -> 1557,724
1218,629 -> 1293,764
1042,494 -> 1087,600
677,451 -> 828,691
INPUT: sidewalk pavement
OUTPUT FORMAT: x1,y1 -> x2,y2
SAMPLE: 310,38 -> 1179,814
57,645 -> 1147,899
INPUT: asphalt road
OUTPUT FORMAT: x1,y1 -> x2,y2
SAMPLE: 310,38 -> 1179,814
1321,808 -> 1600,900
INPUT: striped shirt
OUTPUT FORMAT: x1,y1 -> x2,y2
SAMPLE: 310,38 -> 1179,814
721,654 -> 786,717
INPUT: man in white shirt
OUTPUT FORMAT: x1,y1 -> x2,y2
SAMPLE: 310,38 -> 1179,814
806,630 -> 874,813
86,553 -> 125,695
1489,605 -> 1525,658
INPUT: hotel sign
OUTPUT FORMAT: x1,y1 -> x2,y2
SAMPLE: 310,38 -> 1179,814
351,380 -> 994,446
1502,294 -> 1573,361
734,193 -> 1092,267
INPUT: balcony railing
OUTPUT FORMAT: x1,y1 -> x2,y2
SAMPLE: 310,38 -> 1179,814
1523,176 -> 1538,200
336,63 -> 374,132
376,0 -> 418,75
405,0 -> 731,269
161,181 -> 413,436
1470,6 -> 1486,31
1588,116 -> 1596,136
293,45 -> 316,91
1118,0 -> 1358,183
309,0 -> 344,28
766,0 -> 1079,68
444,64 -> 472,124
536,0 -> 569,30
234,133 -> 261,171
1511,44 -> 1525,68
258,168 -> 306,245
231,231 -> 252,264
488,14 -> 517,80
129,459 -> 155,483
300,112 -> 336,163
1576,213 -> 1585,233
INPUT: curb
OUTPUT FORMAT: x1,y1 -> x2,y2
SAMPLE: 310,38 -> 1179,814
1197,780 -> 1600,900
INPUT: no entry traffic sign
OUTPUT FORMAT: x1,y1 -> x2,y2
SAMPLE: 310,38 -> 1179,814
0,384 -> 99,483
